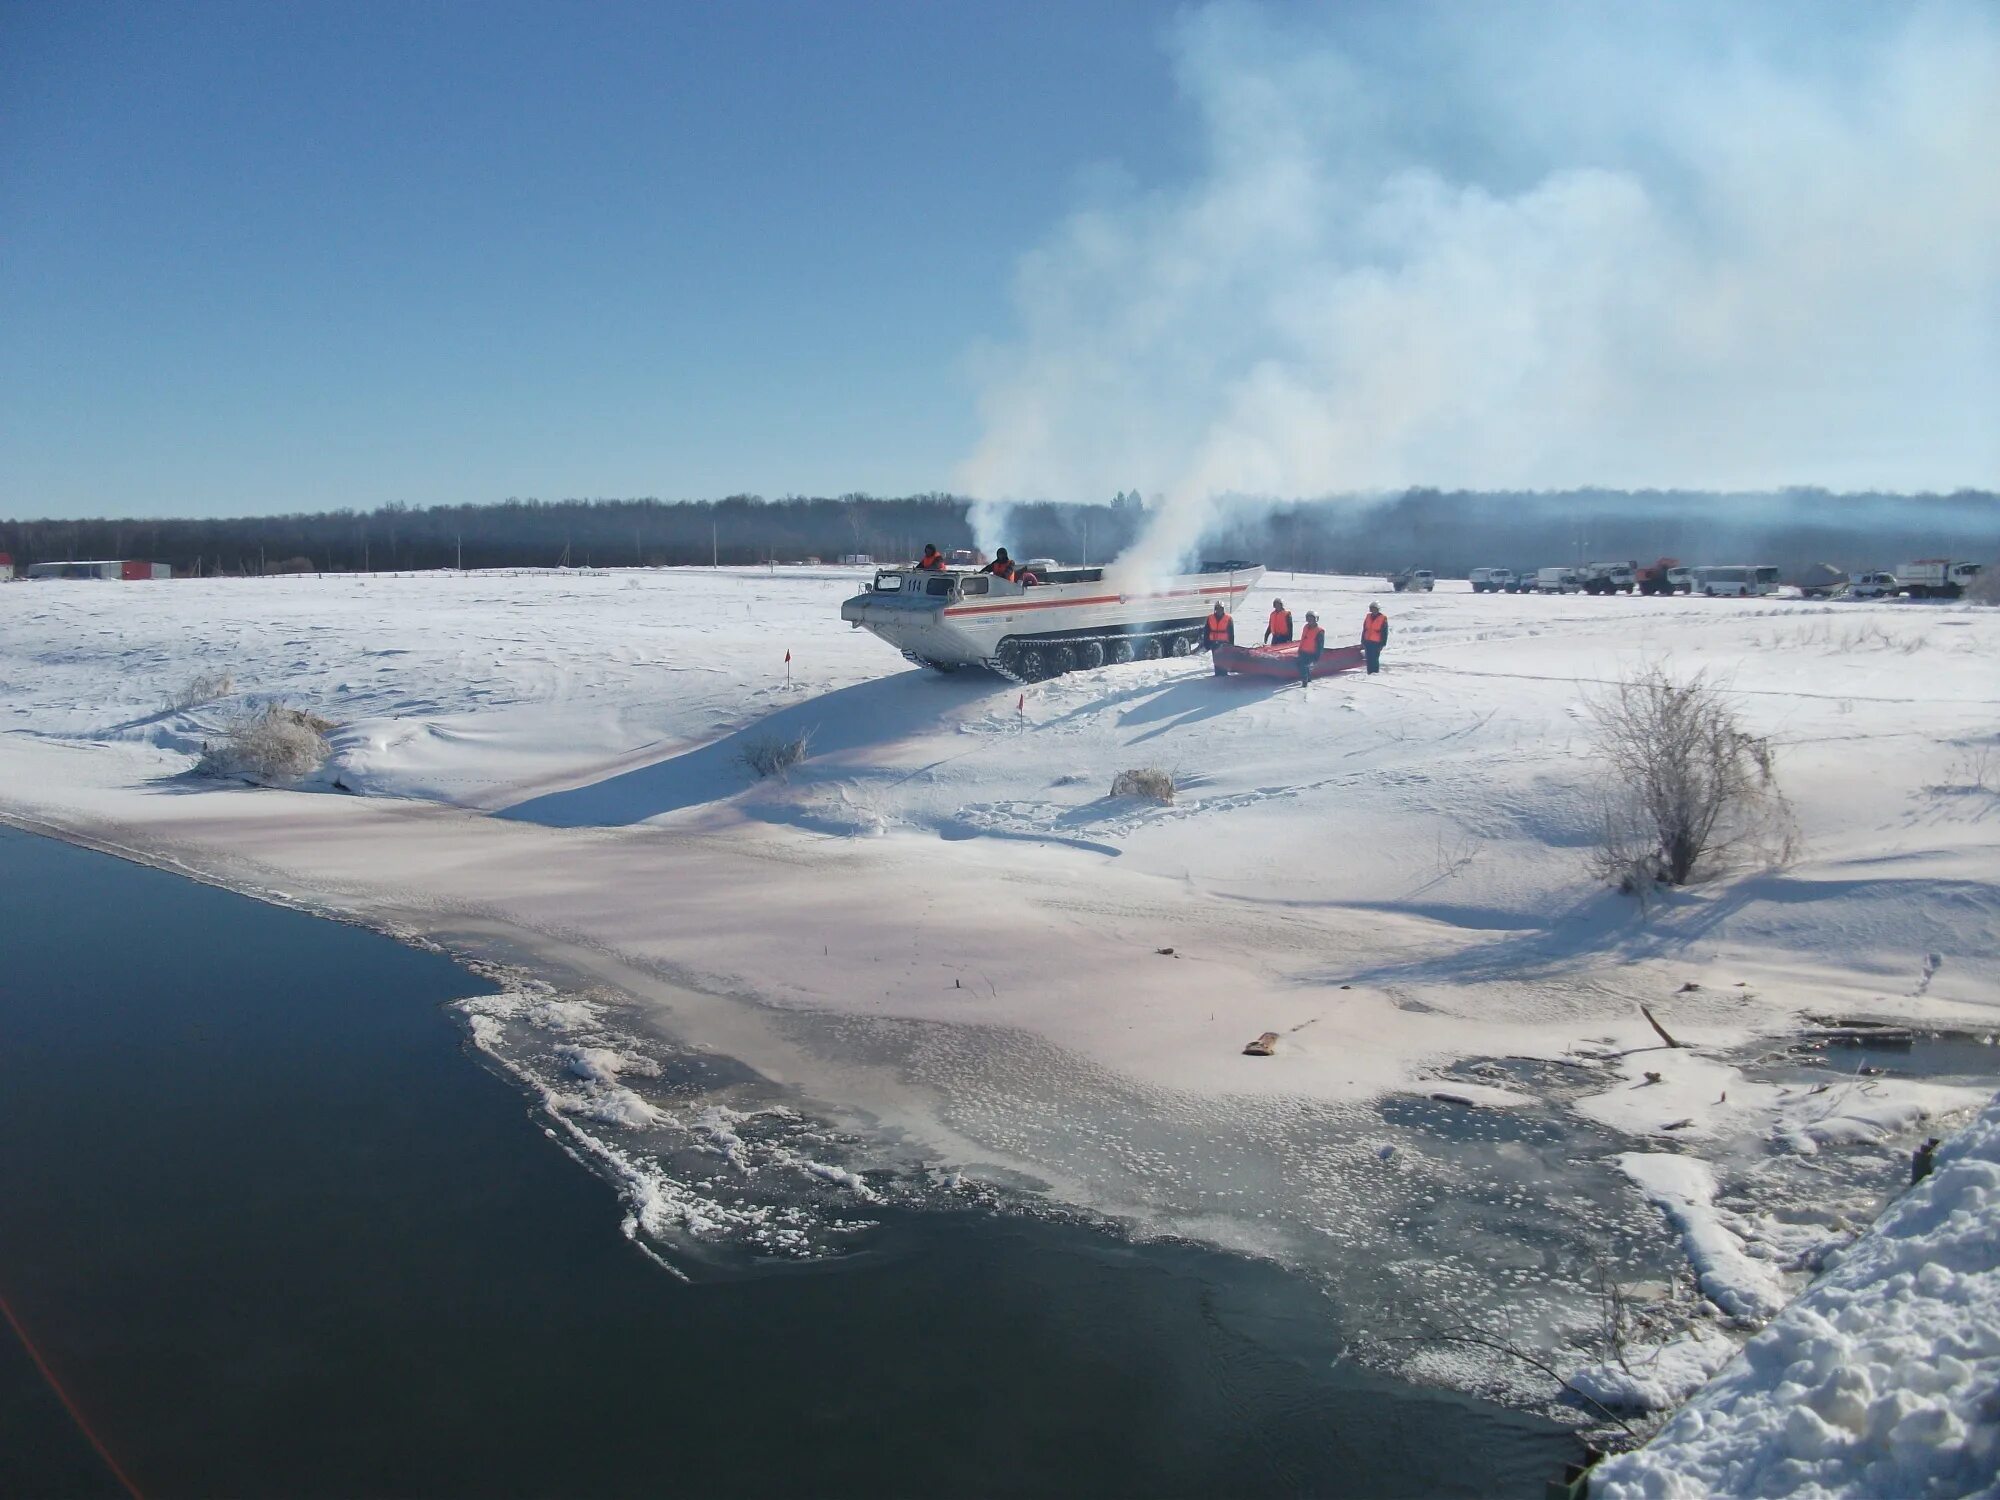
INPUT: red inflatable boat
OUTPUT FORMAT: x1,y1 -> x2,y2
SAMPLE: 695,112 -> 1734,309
1211,642 -> 1364,679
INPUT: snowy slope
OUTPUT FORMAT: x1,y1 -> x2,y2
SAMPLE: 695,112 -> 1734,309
3,566 -> 1996,1401
1592,1091 -> 2000,1500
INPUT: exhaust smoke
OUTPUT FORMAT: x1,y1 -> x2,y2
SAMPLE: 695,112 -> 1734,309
954,1 -> 2000,576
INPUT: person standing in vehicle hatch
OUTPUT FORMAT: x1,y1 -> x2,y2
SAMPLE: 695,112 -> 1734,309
915,544 -> 946,571
981,548 -> 1015,580
1296,612 -> 1325,685
1205,601 -> 1234,675
1361,602 -> 1389,674
1265,598 -> 1293,645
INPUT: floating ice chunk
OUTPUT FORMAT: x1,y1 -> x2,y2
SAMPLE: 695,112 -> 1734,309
1569,1326 -> 1741,1412
1615,1153 -> 1792,1322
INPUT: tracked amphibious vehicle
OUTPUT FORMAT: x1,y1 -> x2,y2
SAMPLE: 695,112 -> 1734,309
840,560 -> 1263,681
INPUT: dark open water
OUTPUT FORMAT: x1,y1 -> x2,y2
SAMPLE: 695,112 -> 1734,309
0,824 -> 1577,1498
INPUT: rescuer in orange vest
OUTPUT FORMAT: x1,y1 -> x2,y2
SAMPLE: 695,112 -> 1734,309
1265,599 -> 1293,645
1296,612 -> 1325,685
1205,601 -> 1234,675
1361,602 -> 1389,674
981,548 -> 1015,580
916,544 -> 945,571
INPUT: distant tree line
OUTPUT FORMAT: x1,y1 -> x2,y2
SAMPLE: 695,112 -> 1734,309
1209,487 -> 2000,578
0,494 -> 1143,576
2,487 -> 1993,579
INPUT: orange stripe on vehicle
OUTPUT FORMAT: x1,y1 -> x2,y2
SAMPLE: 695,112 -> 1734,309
941,584 -> 1242,618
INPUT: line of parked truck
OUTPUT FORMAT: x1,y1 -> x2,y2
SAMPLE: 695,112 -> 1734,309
1428,557 -> 1984,600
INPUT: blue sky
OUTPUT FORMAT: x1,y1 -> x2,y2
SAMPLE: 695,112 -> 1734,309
5,2 -> 1995,522
1,1 -> 1189,517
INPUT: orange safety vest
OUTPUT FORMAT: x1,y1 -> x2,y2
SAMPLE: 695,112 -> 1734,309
991,559 -> 1013,579
917,553 -> 944,571
1268,609 -> 1292,638
1206,612 -> 1232,643
1363,612 -> 1387,644
1299,623 -> 1324,653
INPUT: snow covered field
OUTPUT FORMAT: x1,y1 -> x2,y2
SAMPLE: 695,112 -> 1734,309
3,566 -> 1996,1427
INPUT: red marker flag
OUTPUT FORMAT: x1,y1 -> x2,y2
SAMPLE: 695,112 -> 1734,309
785,649 -> 791,663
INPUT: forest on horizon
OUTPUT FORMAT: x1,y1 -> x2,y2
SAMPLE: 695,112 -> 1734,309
3,488 -> 1996,580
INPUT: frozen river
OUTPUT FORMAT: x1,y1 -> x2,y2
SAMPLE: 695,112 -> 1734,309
0,824 -> 1579,1498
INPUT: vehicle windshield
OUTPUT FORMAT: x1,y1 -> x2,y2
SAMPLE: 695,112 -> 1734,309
925,576 -> 953,596
872,570 -> 904,591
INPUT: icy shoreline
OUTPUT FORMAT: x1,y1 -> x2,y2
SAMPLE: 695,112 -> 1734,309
1592,1090 -> 2000,1499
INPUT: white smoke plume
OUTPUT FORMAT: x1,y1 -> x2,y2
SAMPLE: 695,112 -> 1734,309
955,1 -> 2000,576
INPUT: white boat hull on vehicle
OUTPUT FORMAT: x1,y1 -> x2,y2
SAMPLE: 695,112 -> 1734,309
840,561 -> 1264,680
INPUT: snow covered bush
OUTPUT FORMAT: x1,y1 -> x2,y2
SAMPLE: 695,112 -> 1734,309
1111,767 -> 1176,803
1589,667 -> 1794,887
738,730 -> 812,780
164,668 -> 234,711
196,705 -> 334,783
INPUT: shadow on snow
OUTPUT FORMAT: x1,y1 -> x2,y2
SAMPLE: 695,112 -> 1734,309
496,671 -> 996,827
1327,868 -> 1998,989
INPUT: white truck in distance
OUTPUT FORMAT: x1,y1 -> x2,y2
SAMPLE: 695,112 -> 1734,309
1533,567 -> 1582,594
1895,559 -> 1983,599
1387,568 -> 1435,592
1468,567 -> 1514,593
1578,562 -> 1636,595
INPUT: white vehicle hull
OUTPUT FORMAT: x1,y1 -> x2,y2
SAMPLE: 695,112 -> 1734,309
840,562 -> 1264,680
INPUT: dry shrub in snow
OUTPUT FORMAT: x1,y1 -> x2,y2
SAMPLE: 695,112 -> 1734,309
165,668 -> 234,711
1588,667 -> 1794,888
197,705 -> 334,783
1111,767 -> 1176,803
1936,741 -> 1998,795
738,730 -> 812,780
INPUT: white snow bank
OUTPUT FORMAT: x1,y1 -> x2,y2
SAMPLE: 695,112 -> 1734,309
1616,1153 -> 1793,1322
1773,1080 -> 1991,1156
1576,1048 -> 1778,1141
1571,1325 -> 1741,1413
1593,1091 -> 2000,1500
